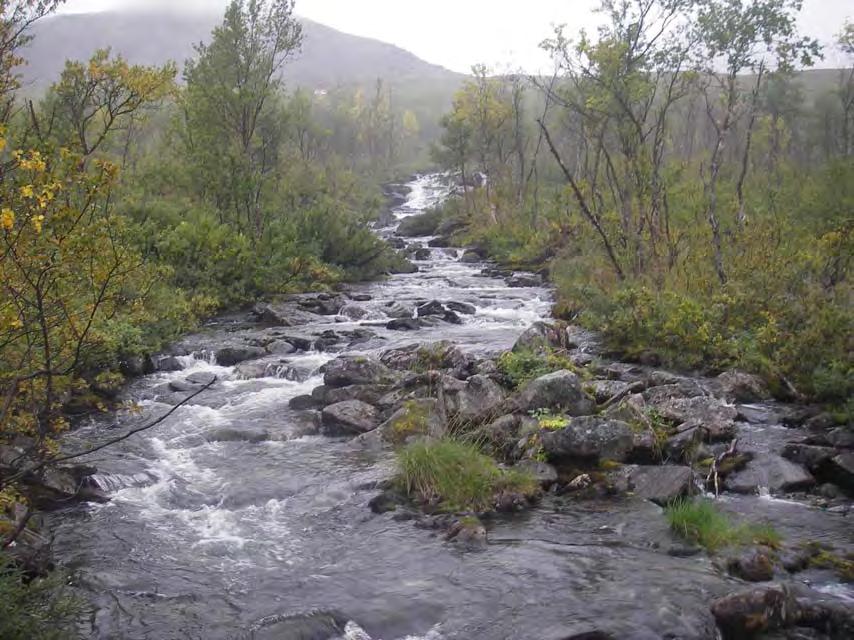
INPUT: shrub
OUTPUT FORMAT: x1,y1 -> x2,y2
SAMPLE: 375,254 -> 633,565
497,348 -> 575,389
396,439 -> 536,512
665,499 -> 781,552
0,555 -> 83,640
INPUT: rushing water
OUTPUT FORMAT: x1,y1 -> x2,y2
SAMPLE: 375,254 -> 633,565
51,175 -> 852,640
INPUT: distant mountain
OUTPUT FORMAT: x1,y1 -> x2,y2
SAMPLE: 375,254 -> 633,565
19,9 -> 465,92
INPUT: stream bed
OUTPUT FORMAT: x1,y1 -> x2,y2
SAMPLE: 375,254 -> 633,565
50,175 -> 852,640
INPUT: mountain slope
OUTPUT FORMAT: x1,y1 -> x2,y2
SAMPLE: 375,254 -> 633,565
20,9 -> 464,91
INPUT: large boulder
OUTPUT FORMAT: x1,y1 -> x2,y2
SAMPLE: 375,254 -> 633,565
444,375 -> 506,423
650,395 -> 738,441
416,300 -> 447,317
320,400 -> 380,436
512,321 -> 569,353
215,345 -> 267,366
710,585 -> 799,640
323,356 -> 397,388
312,384 -> 391,407
541,416 -> 635,463
380,340 -> 472,375
515,370 -> 595,416
396,210 -> 442,236
378,398 -> 444,444
459,249 -> 483,263
621,464 -> 695,505
724,454 -> 815,495
714,370 -> 772,403
506,273 -> 543,288
386,318 -> 422,331
445,300 -> 477,315
827,452 -> 854,493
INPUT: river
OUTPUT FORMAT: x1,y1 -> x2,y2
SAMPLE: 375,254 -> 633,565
50,174 -> 852,640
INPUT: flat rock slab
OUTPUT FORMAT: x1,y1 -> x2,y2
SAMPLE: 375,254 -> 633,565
321,400 -> 380,436
724,453 -> 815,495
625,465 -> 695,506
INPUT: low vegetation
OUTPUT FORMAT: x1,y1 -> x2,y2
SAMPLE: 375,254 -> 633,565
0,556 -> 83,640
396,438 -> 537,512
496,348 -> 575,389
665,499 -> 781,552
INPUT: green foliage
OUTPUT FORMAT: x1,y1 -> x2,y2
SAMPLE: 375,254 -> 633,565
529,409 -> 569,431
665,499 -> 781,552
396,438 -> 536,512
0,555 -> 84,640
497,348 -> 575,389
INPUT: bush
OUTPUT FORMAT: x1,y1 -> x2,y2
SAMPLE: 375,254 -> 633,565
665,499 -> 781,552
396,439 -> 536,512
0,555 -> 83,640
497,348 -> 575,389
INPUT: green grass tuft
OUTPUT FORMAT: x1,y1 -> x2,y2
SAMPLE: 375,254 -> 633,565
665,498 -> 781,552
396,439 -> 537,512
496,348 -> 575,389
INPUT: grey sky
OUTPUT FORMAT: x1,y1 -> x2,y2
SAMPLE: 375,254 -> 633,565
56,0 -> 853,73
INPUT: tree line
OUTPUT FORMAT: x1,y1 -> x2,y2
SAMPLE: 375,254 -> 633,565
434,0 -> 852,405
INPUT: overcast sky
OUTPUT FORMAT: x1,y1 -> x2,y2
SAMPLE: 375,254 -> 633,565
56,0 -> 852,73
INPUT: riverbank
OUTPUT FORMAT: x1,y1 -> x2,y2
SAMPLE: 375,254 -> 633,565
34,174 -> 854,639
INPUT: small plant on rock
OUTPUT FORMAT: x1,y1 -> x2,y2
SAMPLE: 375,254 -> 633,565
665,498 -> 781,552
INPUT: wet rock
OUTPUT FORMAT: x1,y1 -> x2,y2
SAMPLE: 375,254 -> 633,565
445,300 -> 476,315
279,335 -> 313,351
316,384 -> 391,407
727,549 -> 777,582
1,446 -> 108,508
446,516 -> 487,547
378,398 -> 443,444
506,273 -> 543,288
168,371 -> 217,393
724,454 -> 815,495
389,257 -> 418,274
515,460 -> 558,486
120,354 -> 155,377
827,451 -> 854,492
715,370 -> 772,403
642,380 -> 709,404
368,492 -> 399,514
622,464 -> 695,505
650,395 -> 738,442
588,380 -> 632,404
445,375 -> 506,422
781,443 -> 835,472
206,428 -> 270,444
386,317 -> 422,331
443,310 -> 463,324
459,249 -> 483,263
323,356 -> 396,388
289,394 -> 319,410
339,304 -> 370,320
827,427 -> 854,449
512,321 -> 570,353
412,247 -> 431,260
427,236 -> 452,247
541,417 -> 635,463
251,303 -> 293,327
710,584 -> 800,639
298,294 -> 347,316
155,355 -> 184,372
243,610 -> 349,640
320,400 -> 380,436
435,216 -> 466,237
515,370 -> 595,416
416,300 -> 447,317
215,346 -> 267,366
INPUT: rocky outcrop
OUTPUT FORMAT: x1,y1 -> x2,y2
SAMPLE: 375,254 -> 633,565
724,454 -> 815,495
320,400 -> 380,436
514,370 -> 595,415
215,345 -> 267,366
541,417 -> 635,463
323,356 -> 397,388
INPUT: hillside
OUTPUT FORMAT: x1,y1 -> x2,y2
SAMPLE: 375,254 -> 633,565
19,9 -> 464,94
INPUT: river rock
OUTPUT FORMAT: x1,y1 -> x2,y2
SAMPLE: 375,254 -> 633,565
459,249 -> 482,263
781,443 -> 835,471
243,610 -> 350,640
512,321 -> 569,353
650,395 -> 738,441
339,304 -> 370,320
428,236 -> 452,247
541,416 -> 635,462
416,300 -> 447,317
155,355 -> 184,372
714,370 -> 772,403
289,394 -> 319,410
251,303 -> 293,326
215,346 -> 267,366
622,464 -> 695,505
710,584 -> 799,639
827,451 -> 854,492
321,400 -> 380,436
386,317 -> 422,331
315,384 -> 391,407
506,273 -> 543,288
642,380 -> 709,404
827,427 -> 854,449
412,247 -> 431,260
516,460 -> 558,486
206,428 -> 270,443
444,375 -> 506,423
323,356 -> 396,388
396,210 -> 441,236
724,454 -> 815,494
726,549 -> 777,582
515,370 -> 595,416
378,398 -> 443,444
446,516 -> 487,547
445,300 -> 476,315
